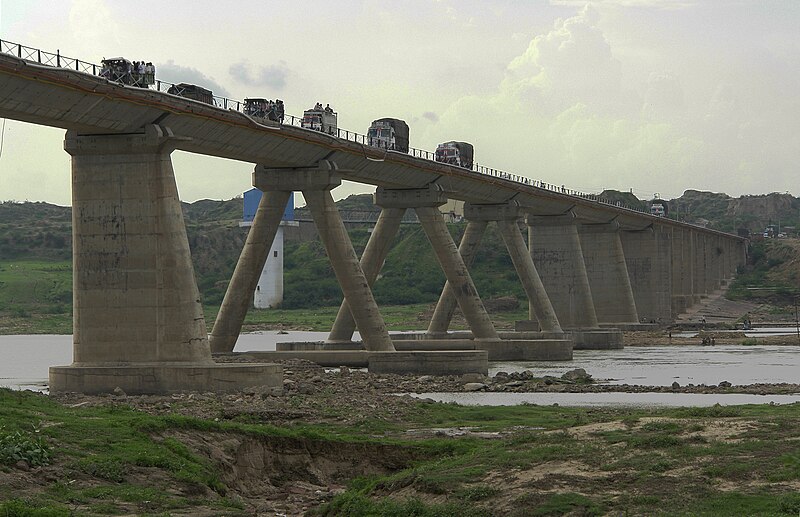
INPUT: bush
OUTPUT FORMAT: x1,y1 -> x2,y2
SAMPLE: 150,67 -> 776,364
0,426 -> 52,467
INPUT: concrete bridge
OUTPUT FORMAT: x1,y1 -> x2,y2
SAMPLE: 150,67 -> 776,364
0,43 -> 746,394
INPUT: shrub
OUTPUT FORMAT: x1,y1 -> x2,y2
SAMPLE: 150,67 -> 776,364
0,426 -> 52,467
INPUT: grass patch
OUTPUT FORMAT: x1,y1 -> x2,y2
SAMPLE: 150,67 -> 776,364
0,425 -> 52,467
314,493 -> 492,517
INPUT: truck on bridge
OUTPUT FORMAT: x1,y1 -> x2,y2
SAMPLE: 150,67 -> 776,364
100,57 -> 154,88
301,103 -> 337,134
367,118 -> 409,153
435,141 -> 474,169
167,83 -> 214,105
243,98 -> 284,123
649,195 -> 669,217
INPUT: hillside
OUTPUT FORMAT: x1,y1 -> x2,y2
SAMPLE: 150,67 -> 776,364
1,189 -> 798,323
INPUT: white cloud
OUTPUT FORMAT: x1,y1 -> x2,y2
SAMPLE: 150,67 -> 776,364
229,61 -> 291,91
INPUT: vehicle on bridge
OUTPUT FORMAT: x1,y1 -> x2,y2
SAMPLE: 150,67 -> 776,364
435,141 -> 474,169
367,118 -> 409,153
649,197 -> 669,217
244,98 -> 284,123
167,83 -> 214,105
301,103 -> 337,134
99,57 -> 154,88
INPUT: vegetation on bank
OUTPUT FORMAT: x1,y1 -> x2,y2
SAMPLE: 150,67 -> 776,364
728,239 -> 800,304
1,388 -> 799,515
3,193 -> 800,334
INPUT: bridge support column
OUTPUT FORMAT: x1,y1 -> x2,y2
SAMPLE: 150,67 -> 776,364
527,214 -> 622,349
327,207 -> 405,343
527,214 -> 598,328
51,125 -> 280,394
426,220 -> 488,338
671,228 -> 695,316
256,161 -> 394,352
620,226 -> 673,323
210,189 -> 291,353
693,231 -> 708,301
579,221 -> 639,325
464,203 -> 563,335
376,187 -> 499,342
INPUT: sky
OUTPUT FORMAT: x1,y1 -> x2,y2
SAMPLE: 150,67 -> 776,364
0,0 -> 798,206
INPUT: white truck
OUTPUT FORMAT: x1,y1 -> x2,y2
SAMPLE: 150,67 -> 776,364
301,103 -> 337,134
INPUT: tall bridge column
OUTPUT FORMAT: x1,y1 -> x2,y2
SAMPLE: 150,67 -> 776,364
210,189 -> 291,353
327,206 -> 406,343
51,125 -> 279,394
527,214 -> 598,329
426,219 -> 488,338
693,231 -> 708,301
671,227 -> 695,316
579,221 -> 639,325
376,187 -> 499,342
464,202 -> 563,335
620,226 -> 673,323
257,161 -> 394,352
527,213 -> 622,349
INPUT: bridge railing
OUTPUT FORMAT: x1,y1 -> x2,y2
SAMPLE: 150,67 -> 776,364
0,39 -> 660,219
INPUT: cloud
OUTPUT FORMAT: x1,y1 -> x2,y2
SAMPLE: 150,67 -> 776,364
550,0 -> 696,9
156,60 -> 231,98
228,61 -> 291,91
422,111 -> 439,123
426,5 -> 702,195
68,0 -> 120,47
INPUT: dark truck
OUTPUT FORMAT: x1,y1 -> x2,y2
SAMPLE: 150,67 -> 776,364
367,118 -> 409,153
435,141 -> 474,169
167,83 -> 214,105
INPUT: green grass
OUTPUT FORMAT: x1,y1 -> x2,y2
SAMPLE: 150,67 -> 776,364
2,389 -> 800,515
0,260 -> 72,334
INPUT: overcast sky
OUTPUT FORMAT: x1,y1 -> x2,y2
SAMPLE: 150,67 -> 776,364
1,0 -> 798,206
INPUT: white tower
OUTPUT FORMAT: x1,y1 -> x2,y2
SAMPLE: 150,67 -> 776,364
254,224 -> 285,308
241,189 -> 296,309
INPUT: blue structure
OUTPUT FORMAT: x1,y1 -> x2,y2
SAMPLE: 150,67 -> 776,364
243,188 -> 294,222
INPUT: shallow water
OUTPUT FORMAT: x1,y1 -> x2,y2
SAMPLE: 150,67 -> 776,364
674,327 -> 800,338
0,332 -> 330,391
491,344 -> 800,387
1,335 -> 798,407
410,392 -> 800,408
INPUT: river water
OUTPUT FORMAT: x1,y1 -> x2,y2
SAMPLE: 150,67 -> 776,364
2,333 -> 798,407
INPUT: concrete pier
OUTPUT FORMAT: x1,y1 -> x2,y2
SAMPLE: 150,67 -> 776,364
376,186 -> 500,343
426,220 -> 488,338
254,162 -> 395,352
621,226 -> 672,323
51,125 -> 280,394
210,189 -> 291,353
327,207 -> 405,343
526,213 -> 623,349
528,213 -> 599,329
579,221 -> 639,325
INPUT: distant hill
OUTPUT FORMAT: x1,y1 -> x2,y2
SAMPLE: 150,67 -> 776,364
1,189 -> 798,313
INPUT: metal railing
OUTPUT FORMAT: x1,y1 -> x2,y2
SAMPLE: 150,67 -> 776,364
0,38 -> 665,219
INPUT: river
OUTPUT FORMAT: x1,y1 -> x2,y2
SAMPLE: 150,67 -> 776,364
2,333 -> 799,407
